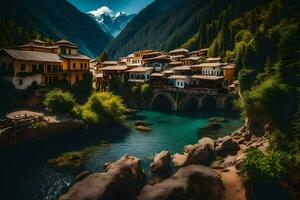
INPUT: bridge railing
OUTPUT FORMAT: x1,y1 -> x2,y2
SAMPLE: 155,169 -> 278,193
154,85 -> 227,95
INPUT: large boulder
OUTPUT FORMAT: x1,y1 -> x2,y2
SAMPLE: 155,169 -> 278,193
150,151 -> 171,174
59,155 -> 145,200
172,137 -> 215,167
138,165 -> 224,200
216,136 -> 240,156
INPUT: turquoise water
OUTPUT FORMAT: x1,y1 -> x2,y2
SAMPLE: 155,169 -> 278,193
0,111 -> 242,200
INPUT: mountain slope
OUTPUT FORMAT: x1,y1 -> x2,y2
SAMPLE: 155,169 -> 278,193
106,0 -> 186,58
88,6 -> 136,37
106,0 -> 281,59
0,0 -> 112,57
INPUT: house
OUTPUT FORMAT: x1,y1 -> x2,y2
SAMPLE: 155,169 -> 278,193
0,39 -> 91,89
101,65 -> 128,83
0,49 -> 63,90
206,57 -> 222,63
169,48 -> 188,62
19,39 -> 59,54
128,50 -> 154,66
59,53 -> 90,85
143,55 -> 171,72
182,56 -> 202,65
196,62 -> 226,76
191,75 -> 224,89
128,67 -> 153,83
168,75 -> 190,89
150,72 -> 167,87
172,65 -> 191,76
222,64 -> 235,85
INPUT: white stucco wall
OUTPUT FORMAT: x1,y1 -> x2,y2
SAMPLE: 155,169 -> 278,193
12,74 -> 42,90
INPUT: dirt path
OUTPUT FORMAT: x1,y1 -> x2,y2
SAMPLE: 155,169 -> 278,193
217,166 -> 246,200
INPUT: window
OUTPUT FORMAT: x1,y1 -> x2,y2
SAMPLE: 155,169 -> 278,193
21,64 -> 26,71
38,64 -> 44,72
84,64 -> 87,69
18,79 -> 23,85
73,63 -> 76,69
47,65 -> 51,72
32,64 -> 37,72
80,63 -> 83,69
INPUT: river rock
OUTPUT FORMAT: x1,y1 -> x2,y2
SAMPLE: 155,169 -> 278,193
209,117 -> 229,123
136,125 -> 152,132
76,171 -> 92,182
173,137 -> 215,167
135,120 -> 148,126
59,155 -> 145,200
150,151 -> 171,174
208,122 -> 222,130
138,165 -> 224,200
216,136 -> 240,156
172,153 -> 188,167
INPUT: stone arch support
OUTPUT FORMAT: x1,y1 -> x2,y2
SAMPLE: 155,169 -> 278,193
150,91 -> 177,111
178,95 -> 201,111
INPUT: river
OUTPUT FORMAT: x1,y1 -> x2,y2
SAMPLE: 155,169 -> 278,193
0,110 -> 242,200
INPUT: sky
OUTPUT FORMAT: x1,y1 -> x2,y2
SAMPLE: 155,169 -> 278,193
67,0 -> 154,14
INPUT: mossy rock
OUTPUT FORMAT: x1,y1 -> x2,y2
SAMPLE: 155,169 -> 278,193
48,152 -> 84,170
209,117 -> 229,123
136,125 -> 152,132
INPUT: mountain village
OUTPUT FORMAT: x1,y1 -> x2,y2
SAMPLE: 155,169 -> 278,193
0,39 -> 237,96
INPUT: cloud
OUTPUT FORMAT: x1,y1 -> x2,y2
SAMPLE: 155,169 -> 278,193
88,6 -> 113,17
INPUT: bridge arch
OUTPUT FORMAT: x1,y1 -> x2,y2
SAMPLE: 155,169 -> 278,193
150,91 -> 177,111
178,95 -> 200,112
199,95 -> 217,110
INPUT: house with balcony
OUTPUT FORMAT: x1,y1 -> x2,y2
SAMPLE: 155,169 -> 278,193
0,39 -> 91,89
128,67 -> 153,83
0,49 -> 63,89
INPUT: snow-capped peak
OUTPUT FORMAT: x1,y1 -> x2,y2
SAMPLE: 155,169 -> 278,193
88,6 -> 113,17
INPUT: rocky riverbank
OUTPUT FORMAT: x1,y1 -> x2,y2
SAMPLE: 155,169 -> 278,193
59,123 -> 269,200
0,111 -> 84,149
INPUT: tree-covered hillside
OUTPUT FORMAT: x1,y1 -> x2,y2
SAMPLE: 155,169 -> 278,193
0,0 -> 112,57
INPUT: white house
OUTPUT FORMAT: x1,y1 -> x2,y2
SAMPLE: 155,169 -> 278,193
167,75 -> 190,89
128,67 -> 153,83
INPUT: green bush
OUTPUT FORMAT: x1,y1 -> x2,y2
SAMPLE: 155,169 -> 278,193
242,148 -> 293,180
141,84 -> 152,99
43,89 -> 76,114
242,78 -> 289,124
80,92 -> 126,125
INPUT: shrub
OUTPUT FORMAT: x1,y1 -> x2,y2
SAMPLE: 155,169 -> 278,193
141,84 -> 152,99
80,92 -> 126,125
242,148 -> 293,180
44,89 -> 76,114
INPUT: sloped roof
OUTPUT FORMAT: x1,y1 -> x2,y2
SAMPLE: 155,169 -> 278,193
169,48 -> 189,54
128,67 -> 153,73
2,49 -> 63,63
55,39 -> 77,47
101,65 -> 128,71
172,65 -> 191,71
197,62 -> 227,68
60,54 -> 90,60
191,75 -> 224,80
168,75 -> 188,80
151,73 -> 166,77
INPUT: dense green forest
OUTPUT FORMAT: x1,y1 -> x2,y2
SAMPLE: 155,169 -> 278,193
0,19 -> 54,48
0,0 -> 112,57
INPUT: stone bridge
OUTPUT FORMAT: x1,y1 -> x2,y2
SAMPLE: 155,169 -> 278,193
149,87 -> 234,111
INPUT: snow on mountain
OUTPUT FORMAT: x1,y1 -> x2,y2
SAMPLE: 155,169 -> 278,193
88,6 -> 136,37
